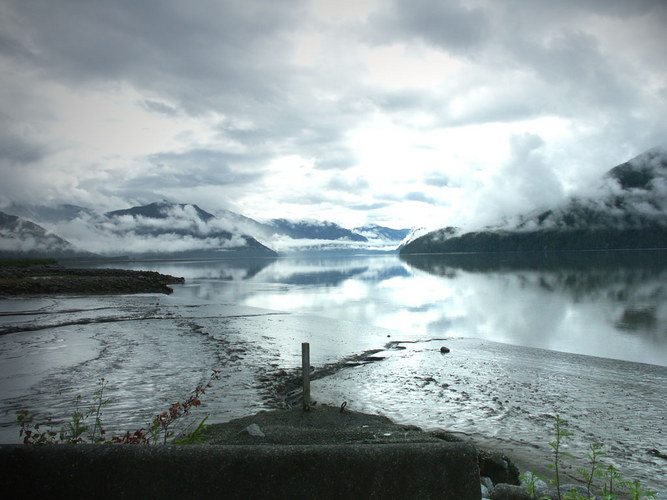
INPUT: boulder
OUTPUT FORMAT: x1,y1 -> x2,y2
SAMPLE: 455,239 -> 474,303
478,450 -> 520,486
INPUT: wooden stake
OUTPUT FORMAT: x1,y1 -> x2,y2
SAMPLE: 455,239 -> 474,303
302,342 -> 310,411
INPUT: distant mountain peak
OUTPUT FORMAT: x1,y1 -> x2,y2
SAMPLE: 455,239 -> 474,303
266,218 -> 368,242
606,147 -> 667,191
105,201 -> 215,222
354,224 -> 412,242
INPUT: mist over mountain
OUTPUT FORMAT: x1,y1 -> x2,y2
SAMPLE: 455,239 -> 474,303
254,219 -> 412,254
0,200 -> 411,258
100,201 -> 277,258
106,202 -> 216,223
265,219 -> 367,242
401,148 -> 667,254
4,203 -> 95,225
354,224 -> 411,243
0,211 -> 93,259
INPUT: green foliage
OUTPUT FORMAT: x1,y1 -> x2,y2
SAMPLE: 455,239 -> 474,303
88,377 -> 110,443
576,443 -> 604,499
59,395 -> 88,443
625,479 -> 657,500
173,416 -> 210,445
520,470 -> 550,499
538,415 -> 656,500
601,464 -> 623,499
547,414 -> 573,500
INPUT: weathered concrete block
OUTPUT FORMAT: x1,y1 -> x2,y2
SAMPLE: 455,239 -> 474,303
0,442 -> 481,499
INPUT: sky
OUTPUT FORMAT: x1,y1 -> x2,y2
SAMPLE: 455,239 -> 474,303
1,0 -> 666,231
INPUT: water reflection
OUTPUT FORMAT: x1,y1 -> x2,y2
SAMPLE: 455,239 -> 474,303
93,252 -> 667,366
76,257 -> 278,281
401,251 -> 667,350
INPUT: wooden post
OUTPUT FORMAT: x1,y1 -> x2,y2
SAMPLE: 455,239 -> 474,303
302,342 -> 310,411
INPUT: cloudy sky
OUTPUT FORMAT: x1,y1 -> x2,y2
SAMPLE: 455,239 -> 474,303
1,0 -> 666,230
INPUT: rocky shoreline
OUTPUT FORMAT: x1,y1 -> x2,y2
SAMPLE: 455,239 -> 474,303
0,263 -> 184,296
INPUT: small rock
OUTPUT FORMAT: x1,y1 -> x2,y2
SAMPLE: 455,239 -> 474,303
481,476 -> 494,495
440,346 -> 450,353
244,423 -> 265,438
481,483 -> 490,498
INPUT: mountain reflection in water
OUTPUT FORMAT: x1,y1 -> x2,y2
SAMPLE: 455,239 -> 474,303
95,250 -> 667,366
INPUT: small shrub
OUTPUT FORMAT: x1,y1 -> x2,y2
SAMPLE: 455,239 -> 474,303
17,369 -> 221,446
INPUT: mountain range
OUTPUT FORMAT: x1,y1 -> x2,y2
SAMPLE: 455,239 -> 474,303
0,201 -> 410,260
400,147 -> 667,254
3,148 -> 666,260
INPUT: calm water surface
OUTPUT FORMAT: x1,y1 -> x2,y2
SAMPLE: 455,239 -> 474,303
94,251 -> 667,366
1,251 -> 665,490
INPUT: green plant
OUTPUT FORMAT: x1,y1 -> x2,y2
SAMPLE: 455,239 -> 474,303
576,442 -> 604,499
521,470 -> 539,497
547,414 -> 573,500
88,377 -> 110,443
173,416 -> 210,445
625,479 -> 656,500
520,470 -> 551,499
59,395 -> 88,443
601,464 -> 623,499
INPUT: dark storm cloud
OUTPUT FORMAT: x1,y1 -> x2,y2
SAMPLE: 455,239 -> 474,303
504,0 -> 666,23
366,0 -> 666,132
367,0 -> 491,54
0,127 -> 46,165
4,0 -> 304,91
1,0 -> 318,151
140,100 -> 178,117
142,149 -> 265,188
505,30 -> 640,114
